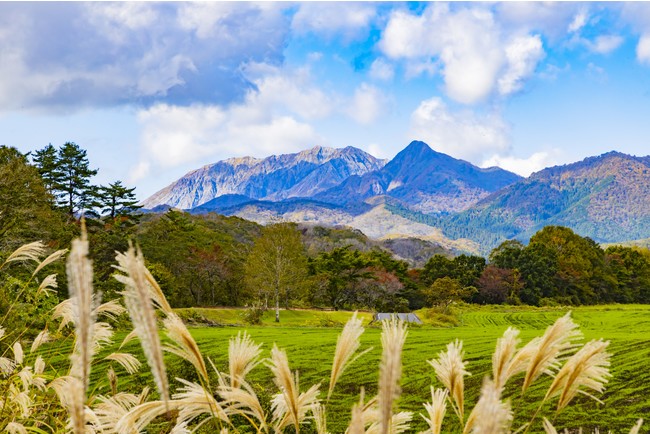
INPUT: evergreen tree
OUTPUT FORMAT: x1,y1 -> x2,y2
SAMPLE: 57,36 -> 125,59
31,143 -> 60,192
97,181 -> 142,221
53,142 -> 98,218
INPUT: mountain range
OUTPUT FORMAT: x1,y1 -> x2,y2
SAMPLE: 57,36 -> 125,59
142,141 -> 650,254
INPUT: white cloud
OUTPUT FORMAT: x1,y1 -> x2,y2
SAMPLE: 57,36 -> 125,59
568,10 -> 588,33
637,34 -> 650,65
590,35 -> 624,54
498,35 -> 545,96
369,58 -> 395,81
292,3 -> 376,39
379,4 -> 544,104
346,83 -> 388,125
481,150 -> 562,177
130,64 -> 330,180
0,3 -> 291,111
409,97 -> 510,162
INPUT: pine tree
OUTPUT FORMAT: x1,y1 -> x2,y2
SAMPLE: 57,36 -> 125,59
31,143 -> 60,193
53,142 -> 98,218
97,181 -> 142,221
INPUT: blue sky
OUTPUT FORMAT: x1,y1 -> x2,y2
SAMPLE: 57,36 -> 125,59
2,2 -> 650,200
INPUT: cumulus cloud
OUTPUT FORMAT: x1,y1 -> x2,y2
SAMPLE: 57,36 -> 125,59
346,83 -> 388,125
637,34 -> 650,65
498,35 -> 545,96
590,35 -> 624,54
409,97 -> 510,162
481,150 -> 562,177
291,2 -> 376,39
0,2 -> 290,111
379,4 -> 545,104
369,58 -> 395,81
130,64 -> 331,181
568,10 -> 588,33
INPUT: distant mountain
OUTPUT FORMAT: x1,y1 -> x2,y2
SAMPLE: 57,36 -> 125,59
141,146 -> 386,210
314,141 -> 522,213
441,151 -> 650,248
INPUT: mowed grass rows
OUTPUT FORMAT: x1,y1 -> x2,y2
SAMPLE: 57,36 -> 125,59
180,305 -> 650,432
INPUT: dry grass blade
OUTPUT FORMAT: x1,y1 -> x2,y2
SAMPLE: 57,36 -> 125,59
328,312 -> 370,401
428,339 -> 469,424
544,339 -> 611,412
378,316 -> 409,434
67,233 -> 100,394
2,241 -> 46,267
542,418 -> 558,434
347,388 -> 366,434
5,422 -> 27,434
492,327 -> 522,389
218,381 -> 267,431
13,341 -> 24,365
32,248 -> 68,276
119,329 -> 138,349
173,378 -> 230,426
36,273 -> 58,297
115,245 -> 169,405
628,419 -> 643,434
268,345 -> 321,432
312,403 -> 328,434
421,387 -> 448,434
521,312 -> 582,393
228,331 -> 262,389
464,378 -> 512,434
163,313 -> 209,385
105,352 -> 142,375
30,329 -> 51,353
116,400 -> 176,433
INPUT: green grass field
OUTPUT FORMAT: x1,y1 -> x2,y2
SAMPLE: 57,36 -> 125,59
175,304 -> 650,433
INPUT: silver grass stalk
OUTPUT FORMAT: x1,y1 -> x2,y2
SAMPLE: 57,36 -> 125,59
629,419 -> 644,434
464,378 -> 512,434
378,316 -> 408,434
36,273 -> 58,297
105,352 -> 142,375
13,342 -> 24,365
492,327 -> 522,389
115,245 -> 169,405
163,313 -> 209,385
30,329 -> 51,353
34,356 -> 45,375
328,312 -> 370,401
544,339 -> 611,412
542,418 -> 558,434
32,248 -> 68,276
2,241 -> 46,267
173,378 -> 230,427
218,381 -> 268,431
92,392 -> 140,432
421,387 -> 447,434
228,331 -> 262,389
367,412 -> 413,434
521,312 -> 582,393
428,339 -> 470,423
5,422 -> 27,434
347,388 -> 366,434
0,357 -> 15,376
312,403 -> 329,434
114,250 -> 173,315
269,344 -> 321,432
67,232 -> 101,395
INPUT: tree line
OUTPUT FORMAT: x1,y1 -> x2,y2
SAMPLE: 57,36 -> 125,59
2,142 -> 650,324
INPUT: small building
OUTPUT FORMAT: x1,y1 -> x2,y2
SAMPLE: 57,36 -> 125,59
373,312 -> 422,324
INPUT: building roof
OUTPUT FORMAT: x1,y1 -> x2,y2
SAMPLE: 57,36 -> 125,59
373,313 -> 422,324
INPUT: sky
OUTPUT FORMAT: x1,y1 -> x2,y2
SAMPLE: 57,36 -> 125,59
3,2 -> 650,200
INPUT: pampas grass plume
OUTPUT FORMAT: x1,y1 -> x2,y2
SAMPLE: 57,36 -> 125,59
378,316 -> 408,434
421,387 -> 447,434
228,331 -> 262,389
428,339 -> 469,423
328,311 -> 370,401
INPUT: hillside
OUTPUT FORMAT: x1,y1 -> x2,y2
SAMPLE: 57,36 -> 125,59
441,151 -> 650,249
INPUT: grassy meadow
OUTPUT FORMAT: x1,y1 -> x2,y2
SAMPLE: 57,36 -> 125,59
167,304 -> 650,433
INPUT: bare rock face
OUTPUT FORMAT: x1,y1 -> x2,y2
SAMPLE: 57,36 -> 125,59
141,146 -> 387,210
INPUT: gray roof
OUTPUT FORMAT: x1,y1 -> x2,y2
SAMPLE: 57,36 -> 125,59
374,313 -> 422,324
